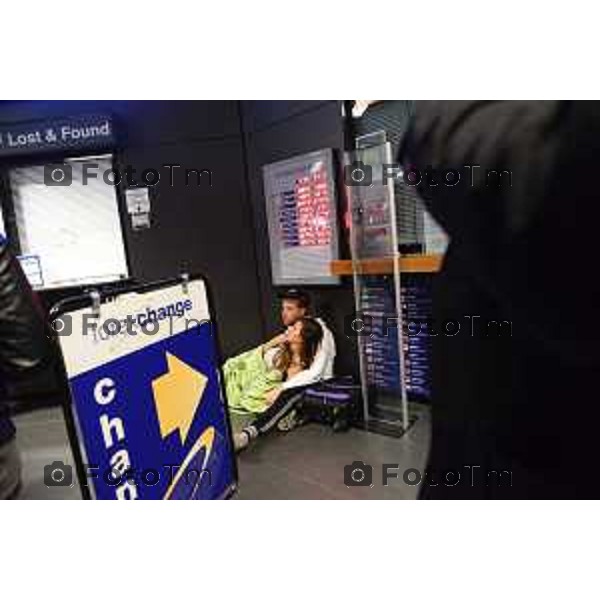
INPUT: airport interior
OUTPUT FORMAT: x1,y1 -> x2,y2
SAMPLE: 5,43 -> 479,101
0,99 -> 592,500
0,100 -> 439,499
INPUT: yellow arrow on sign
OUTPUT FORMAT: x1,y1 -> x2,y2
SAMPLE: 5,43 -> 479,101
152,352 -> 208,445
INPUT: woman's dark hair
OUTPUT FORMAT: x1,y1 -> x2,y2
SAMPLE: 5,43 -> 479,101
296,317 -> 323,368
274,317 -> 323,373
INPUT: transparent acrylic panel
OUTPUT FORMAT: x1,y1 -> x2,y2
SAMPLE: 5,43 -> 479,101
345,142 -> 408,429
346,143 -> 396,260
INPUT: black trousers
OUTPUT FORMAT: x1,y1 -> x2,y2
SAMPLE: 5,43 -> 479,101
244,386 -> 309,438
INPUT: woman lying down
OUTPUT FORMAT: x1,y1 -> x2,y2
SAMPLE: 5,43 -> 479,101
223,317 -> 323,451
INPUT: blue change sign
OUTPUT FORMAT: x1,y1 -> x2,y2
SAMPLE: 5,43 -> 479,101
54,277 -> 237,500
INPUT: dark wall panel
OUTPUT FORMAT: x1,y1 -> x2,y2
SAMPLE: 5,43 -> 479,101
241,100 -> 334,133
242,100 -> 358,375
121,136 -> 263,355
120,101 -> 242,146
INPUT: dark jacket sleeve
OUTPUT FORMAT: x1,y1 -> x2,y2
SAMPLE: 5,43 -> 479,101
0,240 -> 52,376
399,101 -> 600,365
399,101 -> 569,241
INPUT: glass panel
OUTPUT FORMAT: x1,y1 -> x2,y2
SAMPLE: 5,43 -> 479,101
345,142 -> 408,430
9,155 -> 129,289
347,143 -> 396,259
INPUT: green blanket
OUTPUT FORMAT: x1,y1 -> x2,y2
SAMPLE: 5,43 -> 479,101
223,347 -> 282,414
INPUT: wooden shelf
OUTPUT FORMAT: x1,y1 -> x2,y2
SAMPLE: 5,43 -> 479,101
331,254 -> 443,276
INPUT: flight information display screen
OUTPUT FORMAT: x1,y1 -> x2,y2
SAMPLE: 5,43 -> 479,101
263,149 -> 339,285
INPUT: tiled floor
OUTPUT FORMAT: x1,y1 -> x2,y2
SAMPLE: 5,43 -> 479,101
14,407 -> 82,500
12,404 -> 430,500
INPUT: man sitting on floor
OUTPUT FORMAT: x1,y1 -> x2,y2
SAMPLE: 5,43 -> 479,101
225,288 -> 336,450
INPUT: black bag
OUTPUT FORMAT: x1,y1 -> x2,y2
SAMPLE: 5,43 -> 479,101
296,376 -> 360,432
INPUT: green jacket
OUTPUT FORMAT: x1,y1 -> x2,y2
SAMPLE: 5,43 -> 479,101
223,347 -> 283,414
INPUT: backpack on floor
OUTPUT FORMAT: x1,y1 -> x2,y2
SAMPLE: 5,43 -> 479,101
296,376 -> 360,432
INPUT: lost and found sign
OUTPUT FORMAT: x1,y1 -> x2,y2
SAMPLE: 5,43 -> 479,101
0,114 -> 114,157
53,276 -> 237,500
